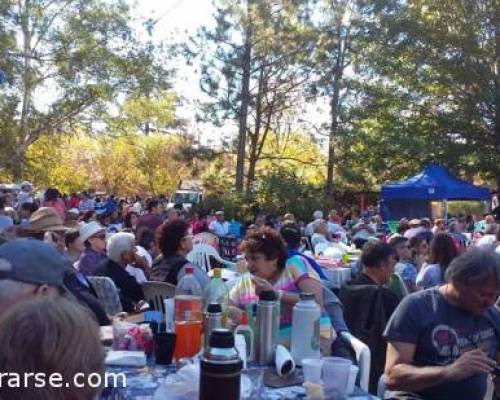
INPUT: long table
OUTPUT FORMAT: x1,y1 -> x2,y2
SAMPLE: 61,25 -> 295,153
100,363 -> 378,399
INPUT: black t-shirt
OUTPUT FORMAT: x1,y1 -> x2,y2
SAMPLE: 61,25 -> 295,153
384,288 -> 500,400
351,272 -> 400,317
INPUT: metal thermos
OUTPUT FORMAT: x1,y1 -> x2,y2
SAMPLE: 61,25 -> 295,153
199,329 -> 243,400
204,303 -> 222,348
255,290 -> 280,365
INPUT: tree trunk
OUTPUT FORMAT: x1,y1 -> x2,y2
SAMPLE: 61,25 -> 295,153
235,0 -> 253,193
18,0 -> 33,181
495,0 -> 500,192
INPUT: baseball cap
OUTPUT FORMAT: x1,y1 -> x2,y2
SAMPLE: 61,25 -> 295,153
0,238 -> 68,287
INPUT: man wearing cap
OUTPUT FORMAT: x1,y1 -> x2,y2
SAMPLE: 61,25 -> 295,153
209,211 -> 229,237
0,239 -> 65,317
78,221 -> 107,276
0,239 -> 109,326
404,219 -> 425,239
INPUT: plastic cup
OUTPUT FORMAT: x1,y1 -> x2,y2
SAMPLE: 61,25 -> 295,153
322,357 -> 352,398
302,358 -> 324,384
346,365 -> 359,395
154,332 -> 176,365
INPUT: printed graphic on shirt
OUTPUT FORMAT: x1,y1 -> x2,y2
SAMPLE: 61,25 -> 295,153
431,324 -> 496,360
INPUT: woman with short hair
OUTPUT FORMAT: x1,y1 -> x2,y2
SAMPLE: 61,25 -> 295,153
150,219 -> 209,289
231,227 -> 334,352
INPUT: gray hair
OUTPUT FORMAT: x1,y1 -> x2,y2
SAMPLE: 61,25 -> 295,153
106,232 -> 135,264
445,247 -> 500,287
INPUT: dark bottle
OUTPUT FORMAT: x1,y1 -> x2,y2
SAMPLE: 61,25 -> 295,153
199,329 -> 243,400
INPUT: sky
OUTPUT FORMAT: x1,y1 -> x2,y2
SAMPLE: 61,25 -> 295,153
134,0 -> 224,145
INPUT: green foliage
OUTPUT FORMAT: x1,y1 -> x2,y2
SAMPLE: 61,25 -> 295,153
0,0 -> 172,178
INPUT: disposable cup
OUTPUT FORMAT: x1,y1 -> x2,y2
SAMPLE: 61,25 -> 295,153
302,358 -> 323,384
322,357 -> 352,398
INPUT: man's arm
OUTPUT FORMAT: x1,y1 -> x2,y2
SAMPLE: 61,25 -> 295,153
386,342 -> 496,393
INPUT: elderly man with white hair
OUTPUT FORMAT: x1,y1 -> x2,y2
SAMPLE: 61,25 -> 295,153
305,210 -> 324,236
95,232 -> 144,313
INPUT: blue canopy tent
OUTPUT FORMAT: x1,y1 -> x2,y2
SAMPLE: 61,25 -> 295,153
379,164 -> 490,221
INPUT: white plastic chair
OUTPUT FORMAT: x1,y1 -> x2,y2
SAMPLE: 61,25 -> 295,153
187,243 -> 236,273
340,332 -> 371,392
193,232 -> 219,247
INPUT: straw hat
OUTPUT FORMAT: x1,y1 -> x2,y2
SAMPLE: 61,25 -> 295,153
79,221 -> 106,243
29,207 -> 68,232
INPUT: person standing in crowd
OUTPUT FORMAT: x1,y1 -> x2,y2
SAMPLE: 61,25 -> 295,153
150,219 -> 210,288
43,188 -> 66,218
209,210 -> 230,237
77,221 -> 107,276
390,236 -> 418,293
95,232 -> 144,313
68,192 -> 80,209
416,233 -> 458,290
123,210 -> 138,233
16,181 -> 34,208
136,199 -> 163,232
0,297 -> 105,400
404,219 -> 425,239
384,248 -> 500,400
166,207 -> 180,223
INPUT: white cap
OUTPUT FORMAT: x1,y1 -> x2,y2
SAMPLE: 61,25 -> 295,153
79,221 -> 105,243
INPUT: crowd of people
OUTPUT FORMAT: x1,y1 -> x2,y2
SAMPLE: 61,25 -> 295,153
0,184 -> 499,399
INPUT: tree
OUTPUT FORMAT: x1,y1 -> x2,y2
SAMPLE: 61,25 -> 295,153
361,0 -> 500,188
0,0 -> 172,179
189,0 -> 311,193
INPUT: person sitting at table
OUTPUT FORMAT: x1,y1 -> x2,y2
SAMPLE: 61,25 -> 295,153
150,219 -> 210,289
339,241 -> 400,393
311,219 -> 334,250
231,227 -> 335,353
95,232 -> 144,313
416,233 -> 457,290
384,248 -> 500,400
389,235 -> 418,293
305,210 -> 324,236
280,223 -> 354,360
0,297 -> 105,400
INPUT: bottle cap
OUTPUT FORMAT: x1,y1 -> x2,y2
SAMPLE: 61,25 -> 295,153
299,293 -> 315,301
185,266 -> 194,274
240,311 -> 248,325
213,268 -> 221,278
207,303 -> 222,313
259,290 -> 277,301
209,329 -> 234,348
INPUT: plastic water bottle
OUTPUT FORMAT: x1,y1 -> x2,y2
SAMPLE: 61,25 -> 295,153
204,268 -> 229,326
174,266 -> 203,360
290,293 -> 321,366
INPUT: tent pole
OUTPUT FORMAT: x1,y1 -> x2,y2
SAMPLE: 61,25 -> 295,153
444,199 -> 448,225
